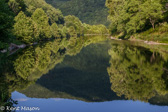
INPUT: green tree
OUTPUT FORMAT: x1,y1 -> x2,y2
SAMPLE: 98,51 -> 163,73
8,0 -> 21,14
139,0 -> 163,30
83,23 -> 109,35
106,0 -> 165,37
8,0 -> 26,14
13,11 -> 39,43
23,0 -> 64,24
51,23 -> 60,38
0,0 -> 14,49
32,8 -> 51,39
64,15 -> 84,36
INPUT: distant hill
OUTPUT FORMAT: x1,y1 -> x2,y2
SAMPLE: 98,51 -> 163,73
45,0 -> 109,26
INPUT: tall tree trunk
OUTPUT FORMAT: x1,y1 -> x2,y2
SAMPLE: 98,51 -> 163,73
149,18 -> 155,30
152,23 -> 155,30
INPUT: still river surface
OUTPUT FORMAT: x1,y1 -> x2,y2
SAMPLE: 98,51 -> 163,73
1,36 -> 168,112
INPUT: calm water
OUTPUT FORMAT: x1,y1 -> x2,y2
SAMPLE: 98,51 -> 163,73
0,36 -> 168,112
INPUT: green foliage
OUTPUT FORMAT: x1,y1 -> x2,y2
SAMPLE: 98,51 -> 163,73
106,0 -> 167,38
51,23 -> 61,38
23,0 -> 64,24
13,8 -> 62,43
5,0 -> 109,45
64,15 -> 84,36
133,22 -> 168,43
83,24 -> 109,35
8,0 -> 26,14
46,0 -> 109,25
8,0 -> 21,14
12,1 -> 62,43
32,8 -> 51,39
0,0 -> 14,49
13,11 -> 39,43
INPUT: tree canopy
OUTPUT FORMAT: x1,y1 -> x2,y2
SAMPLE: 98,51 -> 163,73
106,0 -> 168,38
0,0 -> 14,49
46,0 -> 109,25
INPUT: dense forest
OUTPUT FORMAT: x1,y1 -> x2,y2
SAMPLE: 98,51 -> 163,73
106,0 -> 168,42
45,0 -> 168,42
45,0 -> 109,25
0,0 -> 108,49
1,0 -> 168,50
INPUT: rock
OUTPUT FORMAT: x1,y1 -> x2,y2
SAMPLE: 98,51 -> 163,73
18,44 -> 26,48
144,41 -> 148,43
1,49 -> 7,53
32,42 -> 38,45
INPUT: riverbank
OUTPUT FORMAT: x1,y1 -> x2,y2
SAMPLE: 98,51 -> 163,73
0,42 -> 38,55
110,22 -> 168,44
129,39 -> 168,45
131,23 -> 168,44
110,36 -> 168,55
110,36 -> 168,45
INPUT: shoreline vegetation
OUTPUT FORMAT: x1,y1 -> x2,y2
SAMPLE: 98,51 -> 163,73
2,35 -> 168,55
110,37 -> 168,45
106,0 -> 168,43
0,0 -> 168,54
0,0 -> 108,51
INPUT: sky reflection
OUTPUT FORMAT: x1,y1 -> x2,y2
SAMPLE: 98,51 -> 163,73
12,91 -> 168,112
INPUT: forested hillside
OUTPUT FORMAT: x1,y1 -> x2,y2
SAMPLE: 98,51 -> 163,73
1,0 -> 168,50
45,0 -> 168,42
45,0 -> 109,25
106,0 -> 168,42
0,0 -> 108,49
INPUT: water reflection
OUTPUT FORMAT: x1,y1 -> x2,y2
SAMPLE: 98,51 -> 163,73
0,36 -> 107,107
19,42 -> 119,102
0,36 -> 168,110
107,42 -> 168,102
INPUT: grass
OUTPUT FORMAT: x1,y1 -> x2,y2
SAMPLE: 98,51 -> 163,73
132,22 -> 168,43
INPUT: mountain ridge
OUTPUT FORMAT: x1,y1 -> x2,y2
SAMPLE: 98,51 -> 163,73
45,0 -> 109,25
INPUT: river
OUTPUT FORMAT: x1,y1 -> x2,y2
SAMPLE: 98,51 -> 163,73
0,36 -> 168,112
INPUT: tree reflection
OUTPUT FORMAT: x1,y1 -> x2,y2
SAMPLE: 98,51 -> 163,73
1,36 -> 168,105
13,39 -> 65,80
107,43 -> 168,102
3,35 -> 107,87
0,59 -> 18,110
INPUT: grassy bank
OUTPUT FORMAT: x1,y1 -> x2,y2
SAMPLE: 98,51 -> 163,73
131,22 -> 168,43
